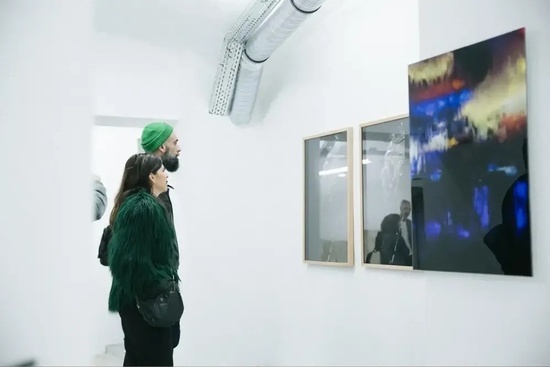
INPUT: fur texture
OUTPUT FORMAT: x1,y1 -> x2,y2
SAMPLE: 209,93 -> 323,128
108,189 -> 179,312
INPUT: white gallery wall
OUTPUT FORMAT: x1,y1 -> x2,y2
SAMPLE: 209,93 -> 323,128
177,1 -> 421,365
93,32 -> 184,119
151,1 -> 413,365
0,1 -> 97,365
415,0 -> 550,365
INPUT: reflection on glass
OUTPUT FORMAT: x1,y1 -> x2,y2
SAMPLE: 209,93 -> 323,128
304,129 -> 353,265
362,116 -> 413,268
408,28 -> 531,276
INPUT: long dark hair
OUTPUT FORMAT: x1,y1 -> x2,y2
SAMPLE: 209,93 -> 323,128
109,153 -> 163,225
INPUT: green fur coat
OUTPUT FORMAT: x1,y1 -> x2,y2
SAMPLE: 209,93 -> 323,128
107,189 -> 179,312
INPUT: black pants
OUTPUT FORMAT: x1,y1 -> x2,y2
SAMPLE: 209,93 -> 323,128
119,303 -> 180,366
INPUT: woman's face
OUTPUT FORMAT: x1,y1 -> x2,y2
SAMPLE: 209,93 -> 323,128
150,165 -> 169,195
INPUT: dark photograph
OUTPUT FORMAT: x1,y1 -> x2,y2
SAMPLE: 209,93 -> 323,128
361,116 -> 413,270
408,28 -> 530,276
304,128 -> 354,266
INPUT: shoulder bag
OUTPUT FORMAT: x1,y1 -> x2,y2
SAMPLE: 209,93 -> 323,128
136,278 -> 184,328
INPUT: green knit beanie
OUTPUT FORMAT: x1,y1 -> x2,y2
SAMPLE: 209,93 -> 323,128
140,122 -> 174,153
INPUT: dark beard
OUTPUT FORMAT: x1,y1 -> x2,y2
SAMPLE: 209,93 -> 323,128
162,154 -> 179,172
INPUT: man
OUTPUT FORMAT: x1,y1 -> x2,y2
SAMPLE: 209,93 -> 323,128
140,122 -> 181,225
93,174 -> 107,221
399,199 -> 413,266
140,122 -> 182,349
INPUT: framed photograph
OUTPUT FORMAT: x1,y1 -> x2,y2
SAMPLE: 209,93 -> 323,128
408,28 -> 531,276
360,115 -> 413,270
303,128 -> 354,266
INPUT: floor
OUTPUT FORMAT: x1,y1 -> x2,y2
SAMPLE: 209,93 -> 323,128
93,344 -> 124,366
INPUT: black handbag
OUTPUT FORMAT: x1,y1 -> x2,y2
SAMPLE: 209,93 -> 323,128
136,279 -> 184,328
97,225 -> 112,266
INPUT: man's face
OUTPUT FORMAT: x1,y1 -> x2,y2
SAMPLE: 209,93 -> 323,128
400,202 -> 411,219
161,133 -> 181,172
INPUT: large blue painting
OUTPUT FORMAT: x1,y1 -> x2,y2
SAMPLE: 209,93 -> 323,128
408,28 -> 531,276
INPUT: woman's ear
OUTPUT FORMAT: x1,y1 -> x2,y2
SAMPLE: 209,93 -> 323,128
149,172 -> 156,183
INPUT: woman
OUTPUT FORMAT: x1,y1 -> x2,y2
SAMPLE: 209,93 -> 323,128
107,153 -> 180,366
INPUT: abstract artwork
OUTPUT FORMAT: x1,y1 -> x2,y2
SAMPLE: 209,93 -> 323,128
304,128 -> 354,266
408,28 -> 530,276
360,115 -> 413,270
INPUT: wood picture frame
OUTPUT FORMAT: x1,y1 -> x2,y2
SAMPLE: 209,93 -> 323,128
303,127 -> 354,266
360,115 -> 413,271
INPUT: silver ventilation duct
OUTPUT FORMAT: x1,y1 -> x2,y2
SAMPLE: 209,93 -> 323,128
209,0 -> 325,126
209,0 -> 280,117
245,0 -> 323,62
226,53 -> 265,125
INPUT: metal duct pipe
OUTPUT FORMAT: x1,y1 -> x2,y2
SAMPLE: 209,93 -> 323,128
229,53 -> 264,126
228,0 -> 325,125
209,0 -> 280,116
245,0 -> 323,62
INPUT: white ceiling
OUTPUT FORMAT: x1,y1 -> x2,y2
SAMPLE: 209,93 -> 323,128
93,0 -> 254,62
92,0 -> 348,120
